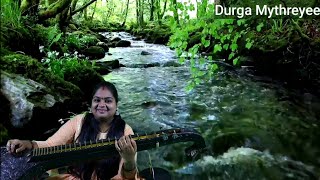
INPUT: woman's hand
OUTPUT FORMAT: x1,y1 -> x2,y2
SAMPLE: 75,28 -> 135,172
115,135 -> 137,162
6,139 -> 33,154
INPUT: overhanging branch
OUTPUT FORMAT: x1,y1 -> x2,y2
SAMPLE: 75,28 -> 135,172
38,0 -> 72,21
71,0 -> 97,16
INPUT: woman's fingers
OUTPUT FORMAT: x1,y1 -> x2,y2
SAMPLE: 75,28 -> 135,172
115,139 -> 121,152
130,137 -> 137,151
6,139 -> 21,153
16,145 -> 25,153
10,144 -> 16,153
116,136 -> 136,153
6,140 -> 11,152
6,139 -> 31,154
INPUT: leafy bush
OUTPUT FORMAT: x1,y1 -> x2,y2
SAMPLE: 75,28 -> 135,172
42,51 -> 93,79
167,2 -> 258,90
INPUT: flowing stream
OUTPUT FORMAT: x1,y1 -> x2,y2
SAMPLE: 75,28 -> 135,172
99,32 -> 320,179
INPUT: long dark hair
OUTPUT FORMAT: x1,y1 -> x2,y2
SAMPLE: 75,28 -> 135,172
70,81 -> 126,179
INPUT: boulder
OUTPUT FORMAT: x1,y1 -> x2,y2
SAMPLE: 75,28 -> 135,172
0,54 -> 86,140
0,71 -> 84,140
116,40 -> 131,47
111,37 -> 121,42
96,42 -> 109,52
83,46 -> 105,60
95,60 -> 122,69
141,51 -> 152,55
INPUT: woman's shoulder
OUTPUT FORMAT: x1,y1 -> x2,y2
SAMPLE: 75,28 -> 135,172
124,124 -> 134,135
70,113 -> 86,122
67,113 -> 87,127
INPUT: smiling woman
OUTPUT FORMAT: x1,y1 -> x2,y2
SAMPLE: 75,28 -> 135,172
5,81 -> 140,179
90,83 -> 119,132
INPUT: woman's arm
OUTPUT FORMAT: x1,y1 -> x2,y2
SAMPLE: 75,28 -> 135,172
6,114 -> 84,154
34,114 -> 84,148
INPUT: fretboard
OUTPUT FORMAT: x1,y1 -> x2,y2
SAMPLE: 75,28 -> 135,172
29,128 -> 205,165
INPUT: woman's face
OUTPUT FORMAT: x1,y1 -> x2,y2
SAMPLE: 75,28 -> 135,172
91,87 -> 117,122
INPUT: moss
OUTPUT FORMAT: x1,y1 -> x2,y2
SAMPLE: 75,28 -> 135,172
4,25 -> 41,58
0,54 -> 83,99
64,65 -> 104,102
0,47 -> 12,56
83,46 -> 105,59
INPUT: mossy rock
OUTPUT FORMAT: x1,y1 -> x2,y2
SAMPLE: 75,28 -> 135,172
83,46 -> 105,59
153,31 -> 171,44
64,65 -> 104,103
0,54 -> 83,100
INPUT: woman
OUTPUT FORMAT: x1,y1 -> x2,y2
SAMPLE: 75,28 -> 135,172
6,81 -> 139,180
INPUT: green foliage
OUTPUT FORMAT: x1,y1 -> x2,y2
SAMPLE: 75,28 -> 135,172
168,3 -> 257,90
256,22 -> 264,32
42,51 -> 93,79
0,0 -> 23,35
65,33 -> 99,51
35,25 -> 63,52
270,19 -> 289,35
35,26 -> 99,55
0,54 -> 83,98
0,0 -> 26,47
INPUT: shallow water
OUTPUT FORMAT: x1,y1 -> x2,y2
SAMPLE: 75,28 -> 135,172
101,32 -> 320,179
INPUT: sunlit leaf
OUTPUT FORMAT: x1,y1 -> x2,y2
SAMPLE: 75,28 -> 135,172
212,63 -> 218,71
256,22 -> 264,32
204,40 -> 210,48
231,43 -> 238,51
214,44 -> 222,53
245,41 -> 253,49
228,52 -> 235,60
233,57 -> 239,65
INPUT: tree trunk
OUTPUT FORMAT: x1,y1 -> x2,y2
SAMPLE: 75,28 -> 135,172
121,0 -> 130,27
160,0 -> 168,19
155,0 -> 161,24
38,0 -> 72,21
90,0 -> 97,20
136,0 -> 139,25
139,0 -> 144,26
149,0 -> 155,21
172,0 -> 179,24
58,7 -> 69,32
84,8 -> 88,20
